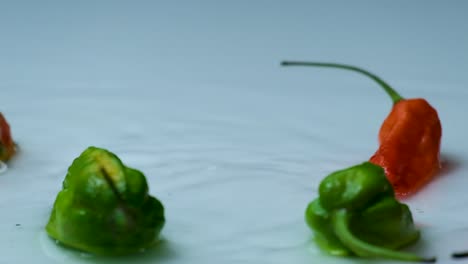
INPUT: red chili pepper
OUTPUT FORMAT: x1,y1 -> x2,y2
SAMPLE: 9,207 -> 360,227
0,113 -> 15,161
282,61 -> 442,197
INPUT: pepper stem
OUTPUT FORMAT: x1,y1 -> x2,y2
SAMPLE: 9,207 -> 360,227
332,209 -> 435,262
281,61 -> 403,104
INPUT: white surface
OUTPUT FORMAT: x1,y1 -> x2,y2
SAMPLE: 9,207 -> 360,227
1,1 -> 468,263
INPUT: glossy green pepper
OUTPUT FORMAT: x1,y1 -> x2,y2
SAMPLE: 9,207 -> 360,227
305,162 -> 435,262
46,146 -> 165,255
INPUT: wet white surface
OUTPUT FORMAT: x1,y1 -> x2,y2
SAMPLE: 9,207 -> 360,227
1,1 -> 468,263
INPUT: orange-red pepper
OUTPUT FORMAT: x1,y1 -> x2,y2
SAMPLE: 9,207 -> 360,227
281,61 -> 442,197
0,113 -> 15,161
369,98 -> 441,197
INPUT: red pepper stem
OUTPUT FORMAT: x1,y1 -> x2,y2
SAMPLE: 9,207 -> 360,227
281,61 -> 404,104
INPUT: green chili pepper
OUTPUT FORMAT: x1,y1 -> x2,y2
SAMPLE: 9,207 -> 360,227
305,162 -> 435,262
46,146 -> 165,255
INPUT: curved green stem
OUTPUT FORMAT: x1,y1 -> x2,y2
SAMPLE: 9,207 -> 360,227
332,209 -> 435,262
281,61 -> 403,104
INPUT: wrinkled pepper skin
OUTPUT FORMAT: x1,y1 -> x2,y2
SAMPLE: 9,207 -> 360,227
370,98 -> 442,197
46,146 -> 165,255
305,162 -> 433,262
0,113 -> 15,161
281,61 -> 442,197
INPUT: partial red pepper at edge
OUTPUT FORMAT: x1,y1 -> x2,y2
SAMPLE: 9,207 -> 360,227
0,113 -> 16,161
281,61 -> 442,197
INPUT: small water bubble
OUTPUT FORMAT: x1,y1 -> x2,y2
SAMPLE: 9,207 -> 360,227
139,248 -> 146,253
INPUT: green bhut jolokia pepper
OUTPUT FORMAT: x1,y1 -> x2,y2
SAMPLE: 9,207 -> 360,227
306,162 -> 435,262
46,146 -> 165,255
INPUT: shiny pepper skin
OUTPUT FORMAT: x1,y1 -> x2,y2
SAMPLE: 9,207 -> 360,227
46,146 -> 165,255
0,113 -> 15,161
305,162 -> 434,262
370,98 -> 442,197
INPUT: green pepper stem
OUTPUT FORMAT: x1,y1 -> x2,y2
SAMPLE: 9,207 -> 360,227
332,209 -> 435,262
281,61 -> 403,104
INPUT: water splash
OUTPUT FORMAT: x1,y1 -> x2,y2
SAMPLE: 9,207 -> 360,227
0,161 -> 7,174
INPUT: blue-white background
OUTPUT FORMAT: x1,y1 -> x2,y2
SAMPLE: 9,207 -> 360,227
1,1 -> 467,263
